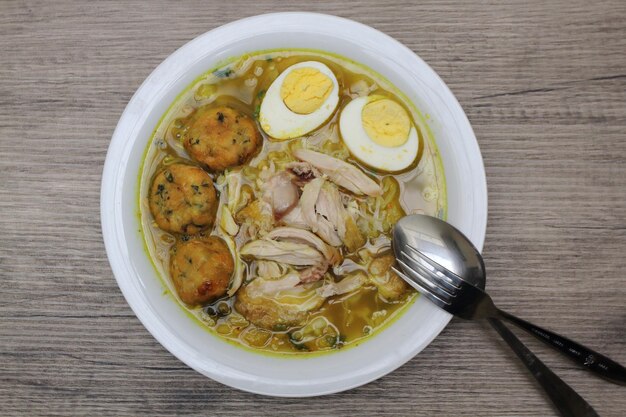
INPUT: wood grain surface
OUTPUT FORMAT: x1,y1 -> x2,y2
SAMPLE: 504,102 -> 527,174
1,0 -> 625,415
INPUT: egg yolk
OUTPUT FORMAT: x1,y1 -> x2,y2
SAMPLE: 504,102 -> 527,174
280,68 -> 333,115
361,98 -> 411,147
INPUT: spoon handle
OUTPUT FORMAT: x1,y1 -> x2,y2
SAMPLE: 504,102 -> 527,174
488,318 -> 599,417
496,309 -> 626,386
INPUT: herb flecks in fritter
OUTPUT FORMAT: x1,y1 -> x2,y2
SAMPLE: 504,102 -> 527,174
149,164 -> 218,234
183,105 -> 261,171
170,235 -> 234,306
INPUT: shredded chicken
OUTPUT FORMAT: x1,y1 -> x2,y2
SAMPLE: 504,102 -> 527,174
302,180 -> 365,252
281,205 -> 310,229
254,227 -> 340,284
300,178 -> 323,226
265,227 -> 341,265
317,272 -> 367,298
313,217 -> 342,247
293,149 -> 382,196
316,183 -> 346,238
332,258 -> 366,276
240,239 -> 324,266
300,178 -> 342,246
245,272 -> 302,298
231,147 -> 402,330
243,227 -> 341,285
321,182 -> 362,250
256,260 -> 287,279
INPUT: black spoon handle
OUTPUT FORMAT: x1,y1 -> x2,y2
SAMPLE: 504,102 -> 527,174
489,318 -> 599,417
496,309 -> 626,386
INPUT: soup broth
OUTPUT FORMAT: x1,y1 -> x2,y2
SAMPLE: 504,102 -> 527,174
139,50 -> 446,354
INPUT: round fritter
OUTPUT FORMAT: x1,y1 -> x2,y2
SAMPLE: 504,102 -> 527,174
368,252 -> 410,301
170,236 -> 234,306
184,106 -> 262,171
149,164 -> 218,234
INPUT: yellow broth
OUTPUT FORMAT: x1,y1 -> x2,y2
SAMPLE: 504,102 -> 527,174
139,50 -> 447,355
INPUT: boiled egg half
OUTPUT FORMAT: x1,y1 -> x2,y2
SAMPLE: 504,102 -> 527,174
339,96 -> 419,172
259,61 -> 339,140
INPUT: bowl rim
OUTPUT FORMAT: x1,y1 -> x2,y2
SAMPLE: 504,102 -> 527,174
101,12 -> 487,397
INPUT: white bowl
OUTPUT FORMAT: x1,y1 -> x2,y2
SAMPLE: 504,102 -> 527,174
101,12 -> 487,397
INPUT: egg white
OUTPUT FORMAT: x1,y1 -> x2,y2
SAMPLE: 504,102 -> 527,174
259,61 -> 340,140
339,97 -> 419,172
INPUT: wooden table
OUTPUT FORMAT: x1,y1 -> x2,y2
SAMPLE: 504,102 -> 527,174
1,1 -> 625,415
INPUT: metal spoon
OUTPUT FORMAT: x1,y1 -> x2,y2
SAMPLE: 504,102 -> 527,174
392,214 -> 626,385
390,215 -> 626,416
